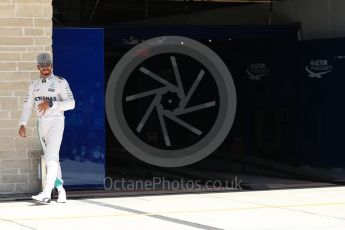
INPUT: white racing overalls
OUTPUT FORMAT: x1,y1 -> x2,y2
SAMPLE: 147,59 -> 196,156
20,73 -> 75,196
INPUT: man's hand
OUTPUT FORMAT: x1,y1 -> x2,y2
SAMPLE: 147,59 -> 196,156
38,100 -> 50,115
19,125 -> 26,137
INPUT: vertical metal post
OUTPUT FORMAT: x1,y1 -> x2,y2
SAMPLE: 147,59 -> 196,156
268,0 -> 273,25
89,0 -> 100,23
145,0 -> 148,17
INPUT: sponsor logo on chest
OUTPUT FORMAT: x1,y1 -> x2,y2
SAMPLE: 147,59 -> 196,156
48,82 -> 56,92
35,96 -> 57,101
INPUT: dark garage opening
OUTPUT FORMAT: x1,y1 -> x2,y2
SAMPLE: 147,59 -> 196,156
52,0 -> 345,196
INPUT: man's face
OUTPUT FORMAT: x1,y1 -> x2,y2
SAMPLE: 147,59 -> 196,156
37,64 -> 52,77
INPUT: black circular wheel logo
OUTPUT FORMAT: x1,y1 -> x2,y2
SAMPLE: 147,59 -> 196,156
106,36 -> 236,167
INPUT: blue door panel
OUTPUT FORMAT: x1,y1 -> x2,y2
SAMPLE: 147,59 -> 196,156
53,28 -> 105,189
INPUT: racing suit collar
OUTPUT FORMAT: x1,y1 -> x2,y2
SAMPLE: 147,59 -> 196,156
40,73 -> 54,83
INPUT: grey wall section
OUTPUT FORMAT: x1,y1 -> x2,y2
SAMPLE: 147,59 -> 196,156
274,0 -> 345,39
273,0 -> 331,40
123,4 -> 271,25
126,0 -> 345,40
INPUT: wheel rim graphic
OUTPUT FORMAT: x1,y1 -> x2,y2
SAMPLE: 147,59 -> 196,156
106,36 -> 237,167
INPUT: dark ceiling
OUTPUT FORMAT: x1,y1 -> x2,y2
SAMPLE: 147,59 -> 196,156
52,0 -> 284,26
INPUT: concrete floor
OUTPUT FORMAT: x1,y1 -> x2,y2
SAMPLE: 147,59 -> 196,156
1,187 -> 345,230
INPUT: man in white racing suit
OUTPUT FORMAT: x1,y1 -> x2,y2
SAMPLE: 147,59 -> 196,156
19,53 -> 75,204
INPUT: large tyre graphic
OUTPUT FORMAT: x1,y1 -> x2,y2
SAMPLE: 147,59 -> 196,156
106,36 -> 236,167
